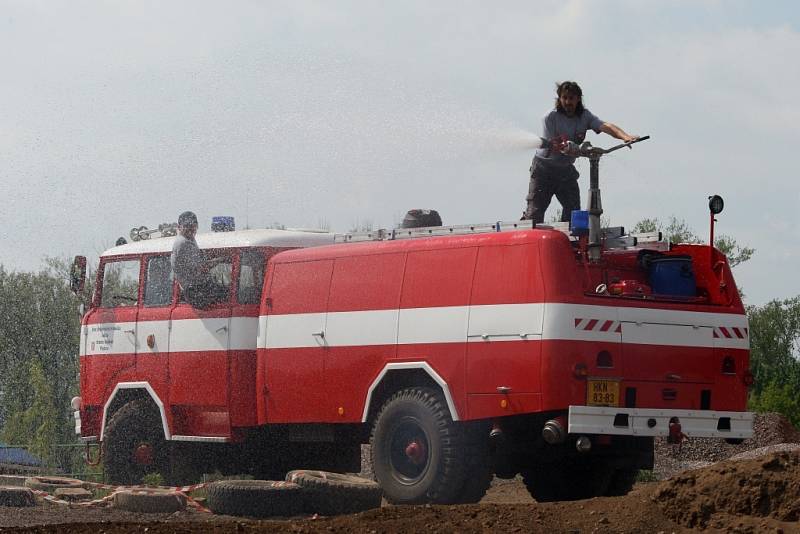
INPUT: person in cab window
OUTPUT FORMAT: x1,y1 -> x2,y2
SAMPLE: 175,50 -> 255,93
523,81 -> 638,224
170,211 -> 228,309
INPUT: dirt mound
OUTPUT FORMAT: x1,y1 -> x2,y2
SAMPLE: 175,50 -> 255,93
654,450 -> 800,528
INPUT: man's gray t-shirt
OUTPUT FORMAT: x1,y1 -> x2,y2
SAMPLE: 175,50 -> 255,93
535,108 -> 604,167
171,235 -> 208,289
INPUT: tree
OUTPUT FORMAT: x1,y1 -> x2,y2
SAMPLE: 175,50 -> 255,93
746,297 -> 800,398
748,381 -> 800,427
1,360 -> 60,464
631,216 -> 754,268
0,259 -> 82,468
349,219 -> 374,233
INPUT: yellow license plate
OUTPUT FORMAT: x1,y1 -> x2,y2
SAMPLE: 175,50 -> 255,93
587,379 -> 620,407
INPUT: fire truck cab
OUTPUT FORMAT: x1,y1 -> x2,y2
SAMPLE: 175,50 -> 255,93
72,212 -> 753,504
72,226 -> 338,484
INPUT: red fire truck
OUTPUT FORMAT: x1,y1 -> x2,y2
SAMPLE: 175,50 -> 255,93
70,141 -> 753,504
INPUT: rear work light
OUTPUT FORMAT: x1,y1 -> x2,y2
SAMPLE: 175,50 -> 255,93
596,351 -> 613,368
573,362 -> 589,379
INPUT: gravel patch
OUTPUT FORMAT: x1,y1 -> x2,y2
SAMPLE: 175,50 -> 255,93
654,412 -> 800,479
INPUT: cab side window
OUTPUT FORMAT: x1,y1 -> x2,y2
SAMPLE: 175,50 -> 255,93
176,252 -> 233,306
209,256 -> 233,293
144,255 -> 174,307
238,250 -> 265,305
100,259 -> 140,308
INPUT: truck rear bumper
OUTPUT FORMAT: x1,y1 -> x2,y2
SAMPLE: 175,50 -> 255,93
568,405 -> 753,439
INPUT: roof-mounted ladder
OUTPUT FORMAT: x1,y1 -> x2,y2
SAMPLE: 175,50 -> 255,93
333,220 -> 669,251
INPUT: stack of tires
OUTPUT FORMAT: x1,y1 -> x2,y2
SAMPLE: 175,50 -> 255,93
206,471 -> 382,518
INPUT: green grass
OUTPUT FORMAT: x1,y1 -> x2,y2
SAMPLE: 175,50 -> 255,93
635,469 -> 658,483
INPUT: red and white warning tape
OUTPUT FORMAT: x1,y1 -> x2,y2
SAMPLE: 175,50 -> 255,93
82,481 -> 209,493
29,482 -> 211,513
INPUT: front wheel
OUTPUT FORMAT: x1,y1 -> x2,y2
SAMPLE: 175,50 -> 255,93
370,387 -> 468,504
103,399 -> 170,485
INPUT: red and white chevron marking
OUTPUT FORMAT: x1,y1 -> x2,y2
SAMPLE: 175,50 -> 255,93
574,318 -> 622,333
713,326 -> 749,340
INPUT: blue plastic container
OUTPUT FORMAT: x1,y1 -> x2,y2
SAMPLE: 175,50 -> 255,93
648,256 -> 696,296
570,210 -> 589,236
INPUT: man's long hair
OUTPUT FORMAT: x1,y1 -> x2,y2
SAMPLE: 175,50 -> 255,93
554,81 -> 585,116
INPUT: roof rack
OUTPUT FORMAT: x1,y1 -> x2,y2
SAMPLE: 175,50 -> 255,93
333,220 -> 669,251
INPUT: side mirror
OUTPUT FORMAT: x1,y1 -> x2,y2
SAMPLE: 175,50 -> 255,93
70,256 -> 87,294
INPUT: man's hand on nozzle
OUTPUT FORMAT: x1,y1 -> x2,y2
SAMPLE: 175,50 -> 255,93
548,134 -> 568,153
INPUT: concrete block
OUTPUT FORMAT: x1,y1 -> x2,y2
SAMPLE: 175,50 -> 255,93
0,474 -> 27,487
54,487 -> 93,502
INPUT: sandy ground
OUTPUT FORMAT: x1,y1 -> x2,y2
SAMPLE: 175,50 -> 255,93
2,450 -> 800,533
2,413 -> 798,533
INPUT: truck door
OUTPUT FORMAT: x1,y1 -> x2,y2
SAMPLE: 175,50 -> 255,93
135,254 -> 174,397
323,253 -> 404,422
467,243 -> 544,394
619,308 -> 715,387
82,257 -> 141,407
168,251 -> 233,437
261,259 -> 333,423
398,247 -> 477,418
227,248 -> 266,429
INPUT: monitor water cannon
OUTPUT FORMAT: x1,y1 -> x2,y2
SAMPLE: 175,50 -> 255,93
568,136 -> 650,262
129,222 -> 178,242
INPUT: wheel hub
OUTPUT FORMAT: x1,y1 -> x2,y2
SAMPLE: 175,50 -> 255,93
404,440 -> 427,465
389,420 -> 431,483
133,443 -> 154,466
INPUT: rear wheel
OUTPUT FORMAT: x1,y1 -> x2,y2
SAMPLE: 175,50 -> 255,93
370,387 -> 468,504
522,459 -> 613,502
605,468 -> 638,496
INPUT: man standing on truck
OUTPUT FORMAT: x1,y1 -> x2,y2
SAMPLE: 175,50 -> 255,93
171,211 -> 227,308
523,81 -> 638,224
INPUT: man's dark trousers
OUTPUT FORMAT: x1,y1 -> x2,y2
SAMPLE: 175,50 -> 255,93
524,158 -> 581,224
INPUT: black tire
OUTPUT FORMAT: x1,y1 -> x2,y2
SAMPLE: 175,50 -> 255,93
286,470 -> 382,515
24,476 -> 84,493
452,422 -> 493,504
370,387 -> 468,504
103,399 -> 170,486
206,480 -> 305,518
605,468 -> 638,496
0,487 -> 36,507
112,489 -> 187,513
522,459 -> 613,502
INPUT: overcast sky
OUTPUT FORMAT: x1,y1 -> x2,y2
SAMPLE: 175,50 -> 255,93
1,0 -> 798,306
